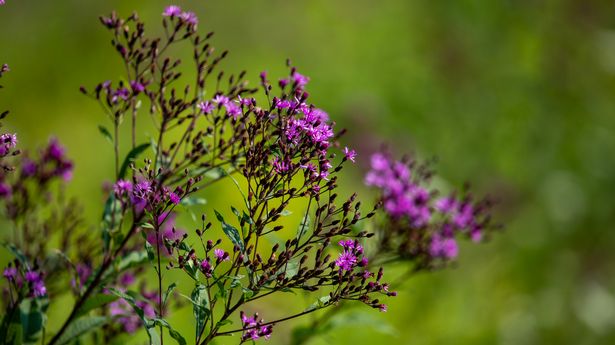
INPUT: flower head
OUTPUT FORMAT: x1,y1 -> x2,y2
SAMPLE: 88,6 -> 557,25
163,5 -> 182,17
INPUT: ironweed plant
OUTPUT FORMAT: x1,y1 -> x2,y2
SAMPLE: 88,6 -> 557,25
0,6 -> 499,345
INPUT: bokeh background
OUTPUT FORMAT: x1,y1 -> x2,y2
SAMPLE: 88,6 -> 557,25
2,0 -> 615,344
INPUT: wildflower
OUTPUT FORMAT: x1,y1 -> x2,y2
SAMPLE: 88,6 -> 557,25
335,251 -> 357,271
342,147 -> 356,163
214,248 -> 229,262
225,101 -> 242,120
168,191 -> 180,205
198,101 -> 215,114
272,157 -> 291,174
429,234 -> 459,259
25,270 -> 47,297
200,258 -> 212,277
130,80 -> 145,93
0,182 -> 11,198
162,5 -> 182,17
240,312 -> 273,342
3,266 -> 16,280
180,11 -> 198,26
213,95 -> 229,105
292,72 -> 310,87
114,179 -> 133,195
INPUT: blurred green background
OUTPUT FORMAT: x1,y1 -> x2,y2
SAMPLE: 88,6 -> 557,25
2,0 -> 615,344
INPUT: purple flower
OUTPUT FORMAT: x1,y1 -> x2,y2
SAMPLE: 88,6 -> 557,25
435,196 -> 458,214
429,234 -> 458,259
25,270 -> 40,283
214,248 -> 230,262
240,312 -> 273,341
0,133 -> 17,148
130,80 -> 145,93
292,72 -> 310,87
22,158 -> 37,176
25,270 -> 47,297
225,102 -> 242,120
162,5 -> 182,17
168,191 -> 180,205
213,95 -> 229,105
200,258 -> 212,277
180,11 -> 198,26
32,281 -> 47,297
275,98 -> 291,109
3,267 -> 16,280
272,157 -> 291,174
335,251 -> 357,271
198,101 -> 215,114
342,147 -> 356,163
114,179 -> 133,196
0,182 -> 11,198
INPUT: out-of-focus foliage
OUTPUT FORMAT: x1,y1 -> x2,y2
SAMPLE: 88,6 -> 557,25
1,1 -> 614,344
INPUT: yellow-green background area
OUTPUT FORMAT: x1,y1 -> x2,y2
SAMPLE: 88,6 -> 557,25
2,0 -> 615,344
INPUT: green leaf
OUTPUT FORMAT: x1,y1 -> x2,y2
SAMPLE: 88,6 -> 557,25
304,295 -> 331,312
118,143 -> 150,179
55,316 -> 110,345
19,298 -> 47,344
180,196 -> 207,207
97,125 -> 113,144
1,242 -> 29,268
214,210 -> 244,252
75,294 -> 119,318
151,319 -> 187,345
0,305 -> 23,345
190,284 -> 210,341
163,282 -> 177,307
216,319 -> 233,328
116,251 -> 148,272
280,210 -> 293,216
204,167 -> 227,180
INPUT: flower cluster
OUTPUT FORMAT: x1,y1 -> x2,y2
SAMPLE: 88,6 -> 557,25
239,311 -> 273,343
3,263 -> 47,298
366,151 -> 496,265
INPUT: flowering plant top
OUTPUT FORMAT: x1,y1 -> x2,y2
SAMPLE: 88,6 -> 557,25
0,5 -> 499,345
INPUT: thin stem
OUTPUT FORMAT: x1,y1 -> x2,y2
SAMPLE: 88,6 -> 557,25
155,222 -> 164,345
214,305 -> 334,338
114,117 -> 120,179
47,218 -> 142,345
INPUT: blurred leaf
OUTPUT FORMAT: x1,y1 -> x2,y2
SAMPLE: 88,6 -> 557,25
55,316 -> 110,345
97,125 -> 113,144
1,242 -> 29,268
163,282 -> 177,307
151,319 -> 187,345
118,142 -> 149,179
19,298 -> 48,344
75,294 -> 118,318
